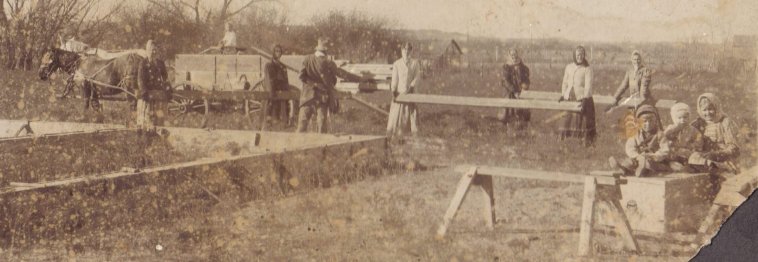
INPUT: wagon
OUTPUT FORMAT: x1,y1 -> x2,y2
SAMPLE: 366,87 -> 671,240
170,48 -> 304,118
170,47 -> 391,128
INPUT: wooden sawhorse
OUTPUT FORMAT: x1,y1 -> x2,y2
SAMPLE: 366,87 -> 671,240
436,166 -> 639,256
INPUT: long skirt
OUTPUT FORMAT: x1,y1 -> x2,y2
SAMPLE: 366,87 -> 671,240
498,91 -> 531,125
559,97 -> 596,143
386,101 -> 418,136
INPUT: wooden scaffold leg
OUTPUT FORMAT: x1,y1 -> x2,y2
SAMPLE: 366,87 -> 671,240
436,167 -> 496,238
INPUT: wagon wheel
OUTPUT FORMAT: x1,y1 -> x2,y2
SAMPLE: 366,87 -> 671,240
168,83 -> 204,115
244,80 -> 265,115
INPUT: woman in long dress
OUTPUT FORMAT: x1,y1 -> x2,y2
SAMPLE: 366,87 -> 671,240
558,46 -> 596,146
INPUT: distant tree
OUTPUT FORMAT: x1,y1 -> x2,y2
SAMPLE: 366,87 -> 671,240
308,10 -> 403,63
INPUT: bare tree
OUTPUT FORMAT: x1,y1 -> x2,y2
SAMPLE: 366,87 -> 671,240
0,0 -> 116,70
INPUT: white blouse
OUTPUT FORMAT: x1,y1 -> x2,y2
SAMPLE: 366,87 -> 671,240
561,63 -> 593,100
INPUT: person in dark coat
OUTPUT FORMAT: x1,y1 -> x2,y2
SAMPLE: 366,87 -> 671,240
296,37 -> 345,133
499,48 -> 531,130
264,44 -> 291,124
136,39 -> 169,128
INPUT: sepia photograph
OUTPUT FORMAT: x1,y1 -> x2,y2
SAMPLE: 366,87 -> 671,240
0,0 -> 757,260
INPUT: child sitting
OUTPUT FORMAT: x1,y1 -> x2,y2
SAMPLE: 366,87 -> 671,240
688,93 -> 740,173
609,104 -> 670,177
662,102 -> 700,172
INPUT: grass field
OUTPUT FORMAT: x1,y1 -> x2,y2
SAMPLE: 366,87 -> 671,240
1,60 -> 757,260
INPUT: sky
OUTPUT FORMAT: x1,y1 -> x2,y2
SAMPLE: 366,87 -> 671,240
103,0 -> 758,43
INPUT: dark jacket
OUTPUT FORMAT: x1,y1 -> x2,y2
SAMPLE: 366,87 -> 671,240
264,59 -> 289,93
137,58 -> 168,99
298,54 -> 361,110
502,62 -> 530,94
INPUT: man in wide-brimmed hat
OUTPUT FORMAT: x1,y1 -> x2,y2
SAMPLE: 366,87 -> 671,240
296,37 -> 358,133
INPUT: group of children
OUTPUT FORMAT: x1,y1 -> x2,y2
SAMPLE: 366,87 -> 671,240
609,93 -> 740,177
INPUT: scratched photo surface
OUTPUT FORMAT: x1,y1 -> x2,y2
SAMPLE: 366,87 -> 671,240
0,0 -> 756,261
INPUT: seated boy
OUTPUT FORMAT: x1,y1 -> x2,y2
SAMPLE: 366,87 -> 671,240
609,105 -> 670,177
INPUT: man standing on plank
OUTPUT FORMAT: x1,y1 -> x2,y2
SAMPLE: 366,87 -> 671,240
387,42 -> 422,137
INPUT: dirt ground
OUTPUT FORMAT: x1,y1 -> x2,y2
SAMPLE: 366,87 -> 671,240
1,62 -> 756,261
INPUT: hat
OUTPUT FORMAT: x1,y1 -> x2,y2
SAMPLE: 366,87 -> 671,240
315,37 -> 330,51
635,104 -> 657,119
670,102 -> 690,120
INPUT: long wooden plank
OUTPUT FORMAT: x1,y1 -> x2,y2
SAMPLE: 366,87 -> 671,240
2,135 -> 386,193
396,94 -> 582,112
454,165 -> 618,185
172,87 -> 355,102
350,96 -> 389,116
520,91 -> 676,109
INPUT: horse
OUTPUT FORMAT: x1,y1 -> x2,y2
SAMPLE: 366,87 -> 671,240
38,47 -> 81,98
39,47 -> 145,110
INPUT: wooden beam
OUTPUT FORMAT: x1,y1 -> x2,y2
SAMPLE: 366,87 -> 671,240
578,176 -> 598,256
2,135 -> 386,194
473,175 -> 496,230
454,165 -> 618,185
520,91 -> 676,109
396,94 -> 582,112
350,96 -> 389,116
171,90 -> 300,101
437,167 -> 478,238
606,198 -> 640,252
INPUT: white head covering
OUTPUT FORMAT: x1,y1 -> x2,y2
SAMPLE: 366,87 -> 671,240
670,102 -> 690,120
697,93 -> 723,122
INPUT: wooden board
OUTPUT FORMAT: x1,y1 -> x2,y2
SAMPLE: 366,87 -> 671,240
340,63 -> 393,81
396,94 -> 582,112
175,54 -> 264,91
520,91 -> 677,109
454,165 -> 618,185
